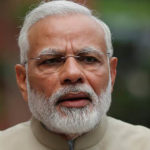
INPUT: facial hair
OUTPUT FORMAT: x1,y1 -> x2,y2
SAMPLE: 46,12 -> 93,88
27,79 -> 112,135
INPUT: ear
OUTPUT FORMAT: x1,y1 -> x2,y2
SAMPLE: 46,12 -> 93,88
109,57 -> 118,92
15,64 -> 28,102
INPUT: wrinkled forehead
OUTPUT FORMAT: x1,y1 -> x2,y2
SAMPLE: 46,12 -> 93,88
27,14 -> 106,57
28,14 -> 105,34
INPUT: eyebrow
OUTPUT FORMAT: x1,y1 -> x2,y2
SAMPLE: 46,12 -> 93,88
38,47 -> 106,57
38,48 -> 64,56
77,47 -> 106,56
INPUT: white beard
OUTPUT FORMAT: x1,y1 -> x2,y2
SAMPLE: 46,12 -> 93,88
27,79 -> 112,135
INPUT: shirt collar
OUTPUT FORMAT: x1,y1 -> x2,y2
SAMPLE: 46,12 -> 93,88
31,116 -> 108,150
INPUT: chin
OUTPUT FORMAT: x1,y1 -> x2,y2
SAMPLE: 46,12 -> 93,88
27,80 -> 112,135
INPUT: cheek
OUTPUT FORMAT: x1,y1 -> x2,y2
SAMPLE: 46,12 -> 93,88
28,72 -> 59,97
85,68 -> 109,96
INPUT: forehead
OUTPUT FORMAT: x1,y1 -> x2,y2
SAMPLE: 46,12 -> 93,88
28,14 -> 106,57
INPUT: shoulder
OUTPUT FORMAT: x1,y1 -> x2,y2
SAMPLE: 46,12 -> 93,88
0,121 -> 37,150
0,120 -> 47,150
0,121 -> 31,138
105,116 -> 150,150
107,116 -> 150,134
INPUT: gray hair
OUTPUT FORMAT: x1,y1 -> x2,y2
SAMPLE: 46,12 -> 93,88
18,0 -> 113,64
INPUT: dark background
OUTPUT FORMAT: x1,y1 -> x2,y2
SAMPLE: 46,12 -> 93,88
0,0 -> 150,130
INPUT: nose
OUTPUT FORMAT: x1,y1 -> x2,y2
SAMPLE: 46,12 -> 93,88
59,57 -> 84,85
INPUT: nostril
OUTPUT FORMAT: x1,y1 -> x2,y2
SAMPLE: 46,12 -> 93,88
60,59 -> 84,85
64,77 -> 83,84
77,78 -> 82,83
64,79 -> 71,84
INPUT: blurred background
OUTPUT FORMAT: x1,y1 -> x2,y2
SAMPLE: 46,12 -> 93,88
0,0 -> 150,130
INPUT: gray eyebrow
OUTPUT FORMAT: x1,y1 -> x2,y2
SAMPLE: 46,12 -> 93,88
38,47 -> 109,57
77,47 -> 105,56
38,48 -> 64,56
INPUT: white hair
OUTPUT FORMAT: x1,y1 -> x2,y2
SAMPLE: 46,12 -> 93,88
18,0 -> 113,64
27,78 -> 112,135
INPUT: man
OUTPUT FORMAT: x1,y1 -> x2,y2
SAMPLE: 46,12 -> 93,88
0,0 -> 150,150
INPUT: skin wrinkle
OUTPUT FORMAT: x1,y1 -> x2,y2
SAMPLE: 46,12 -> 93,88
27,47 -> 109,65
15,12 -> 117,140
26,15 -> 110,97
27,15 -> 106,58
39,47 -> 106,56
18,1 -> 114,64
38,47 -> 104,56
27,77 -> 112,139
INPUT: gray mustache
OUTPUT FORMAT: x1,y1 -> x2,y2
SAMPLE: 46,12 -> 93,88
48,84 -> 96,103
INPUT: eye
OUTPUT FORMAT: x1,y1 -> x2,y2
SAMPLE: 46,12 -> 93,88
77,56 -> 100,64
39,57 -> 64,65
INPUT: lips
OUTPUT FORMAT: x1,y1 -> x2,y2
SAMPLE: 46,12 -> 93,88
56,92 -> 91,108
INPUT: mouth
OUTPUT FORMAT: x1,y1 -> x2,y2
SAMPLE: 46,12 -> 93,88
56,92 -> 91,108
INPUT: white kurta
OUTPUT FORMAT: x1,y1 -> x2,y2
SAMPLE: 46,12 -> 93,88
0,116 -> 150,150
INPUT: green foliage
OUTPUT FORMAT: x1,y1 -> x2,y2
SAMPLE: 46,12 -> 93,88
92,0 -> 150,126
12,1 -> 39,25
94,0 -> 150,28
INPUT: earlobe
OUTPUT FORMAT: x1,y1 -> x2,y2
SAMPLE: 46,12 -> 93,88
110,57 -> 118,92
15,64 -> 28,102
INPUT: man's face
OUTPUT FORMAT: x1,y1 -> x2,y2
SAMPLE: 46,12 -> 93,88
16,14 -> 117,134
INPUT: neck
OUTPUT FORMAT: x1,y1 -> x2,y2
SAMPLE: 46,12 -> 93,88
63,133 -> 81,140
41,122 -> 82,140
